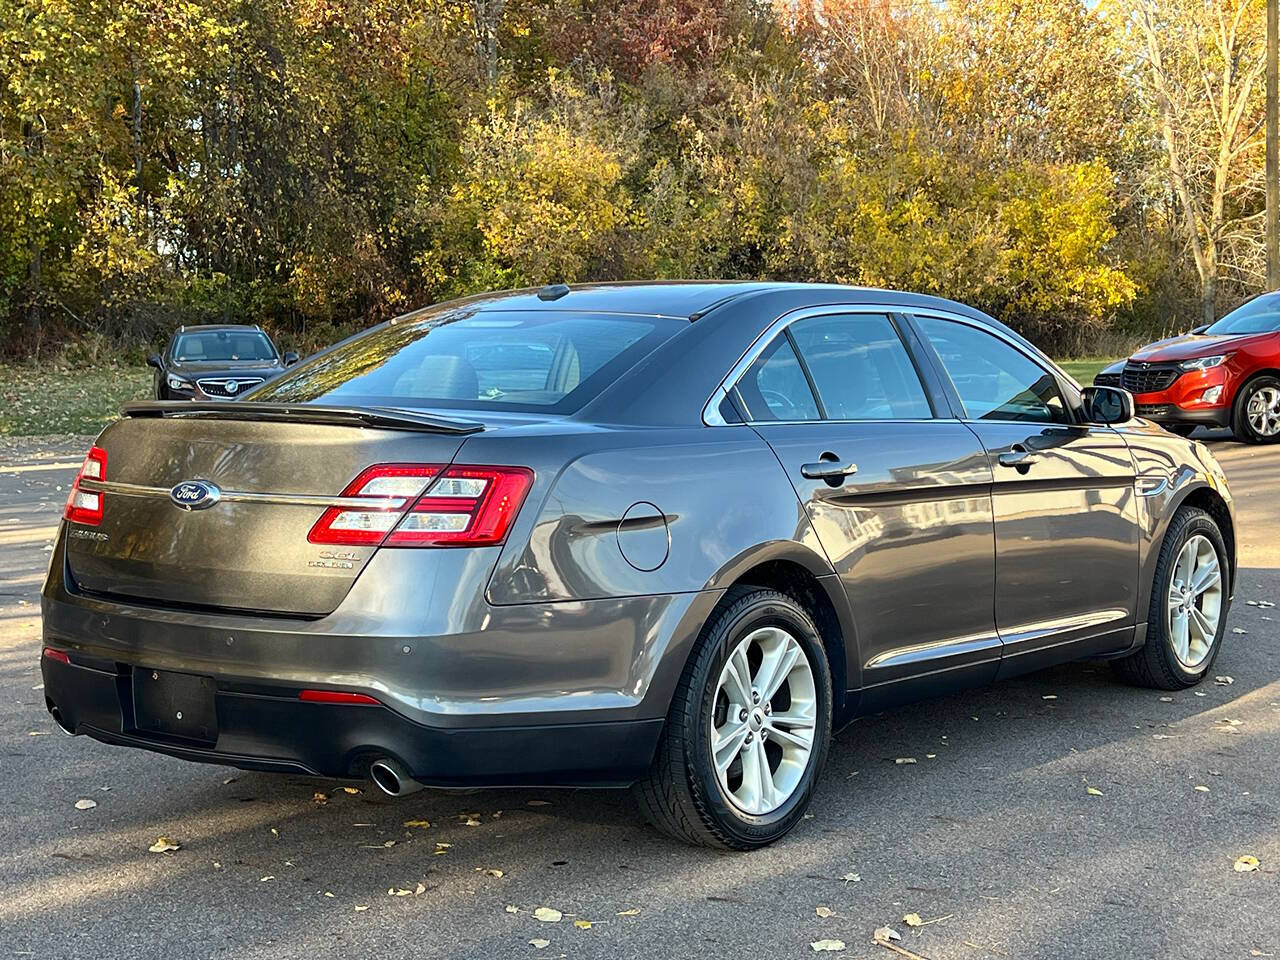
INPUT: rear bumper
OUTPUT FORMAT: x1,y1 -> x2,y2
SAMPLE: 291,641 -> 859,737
41,651 -> 663,786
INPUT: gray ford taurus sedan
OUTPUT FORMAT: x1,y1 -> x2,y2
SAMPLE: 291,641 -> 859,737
42,282 -> 1236,849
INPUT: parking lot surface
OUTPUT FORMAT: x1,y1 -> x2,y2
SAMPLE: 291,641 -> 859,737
2,431 -> 1277,960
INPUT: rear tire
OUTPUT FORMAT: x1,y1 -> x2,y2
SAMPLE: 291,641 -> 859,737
633,587 -> 832,849
1231,375 -> 1280,444
1112,506 -> 1230,690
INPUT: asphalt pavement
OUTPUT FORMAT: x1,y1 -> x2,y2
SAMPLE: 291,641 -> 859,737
1,430 -> 1277,960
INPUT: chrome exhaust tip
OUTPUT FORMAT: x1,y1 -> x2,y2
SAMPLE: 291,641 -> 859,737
369,758 -> 424,797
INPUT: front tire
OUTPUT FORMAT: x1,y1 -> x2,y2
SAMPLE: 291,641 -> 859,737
1231,375 -> 1280,444
1112,506 -> 1230,689
633,587 -> 832,849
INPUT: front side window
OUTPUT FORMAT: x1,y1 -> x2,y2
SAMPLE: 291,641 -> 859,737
788,314 -> 932,420
252,309 -> 678,413
734,336 -> 821,422
174,330 -> 277,362
916,315 -> 1069,424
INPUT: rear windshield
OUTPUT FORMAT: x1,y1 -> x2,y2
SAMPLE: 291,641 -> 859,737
251,308 -> 679,413
174,330 -> 277,362
1206,293 -> 1280,336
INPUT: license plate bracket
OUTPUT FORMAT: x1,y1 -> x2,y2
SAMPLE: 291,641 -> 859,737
132,669 -> 218,743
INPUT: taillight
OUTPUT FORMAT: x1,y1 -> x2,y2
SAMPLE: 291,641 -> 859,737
64,446 -> 107,525
307,464 -> 441,545
307,463 -> 534,548
387,465 -> 534,547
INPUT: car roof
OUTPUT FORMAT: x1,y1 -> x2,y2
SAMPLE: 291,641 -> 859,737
414,281 -> 998,325
173,325 -> 269,334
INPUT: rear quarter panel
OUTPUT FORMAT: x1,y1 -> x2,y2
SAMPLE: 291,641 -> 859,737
477,424 -> 833,604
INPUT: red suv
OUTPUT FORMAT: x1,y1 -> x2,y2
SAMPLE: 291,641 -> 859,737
1095,291 -> 1280,442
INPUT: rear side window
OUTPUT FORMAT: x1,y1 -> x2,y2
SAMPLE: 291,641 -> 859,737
253,309 -> 678,413
916,315 -> 1069,424
734,336 -> 821,422
788,314 -> 932,420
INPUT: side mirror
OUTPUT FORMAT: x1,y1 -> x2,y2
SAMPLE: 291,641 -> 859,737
1082,385 -> 1135,425
283,350 -> 300,366
1189,324 -> 1211,335
146,354 -> 163,370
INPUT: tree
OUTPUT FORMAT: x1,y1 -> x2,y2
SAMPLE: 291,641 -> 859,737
1130,0 -> 1267,322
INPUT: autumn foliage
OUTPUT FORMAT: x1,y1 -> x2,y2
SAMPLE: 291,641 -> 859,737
0,0 -> 1268,357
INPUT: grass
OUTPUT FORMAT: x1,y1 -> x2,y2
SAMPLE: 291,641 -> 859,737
0,363 -> 152,437
1056,357 -> 1120,385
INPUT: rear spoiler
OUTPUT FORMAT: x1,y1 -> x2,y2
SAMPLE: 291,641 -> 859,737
121,401 -> 485,435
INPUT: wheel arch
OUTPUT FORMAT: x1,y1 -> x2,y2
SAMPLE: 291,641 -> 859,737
1174,485 -> 1236,593
704,550 -> 858,727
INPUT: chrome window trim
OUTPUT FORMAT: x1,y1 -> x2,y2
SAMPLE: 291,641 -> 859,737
701,303 -> 939,427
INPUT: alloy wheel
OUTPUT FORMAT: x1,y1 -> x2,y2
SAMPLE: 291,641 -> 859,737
709,626 -> 817,815
1165,533 -> 1223,669
1246,385 -> 1280,437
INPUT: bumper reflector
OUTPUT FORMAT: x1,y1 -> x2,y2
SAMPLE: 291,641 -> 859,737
43,647 -> 71,665
298,689 -> 381,706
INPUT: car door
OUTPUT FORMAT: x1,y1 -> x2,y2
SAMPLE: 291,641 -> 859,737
732,309 -> 998,708
910,313 -> 1140,677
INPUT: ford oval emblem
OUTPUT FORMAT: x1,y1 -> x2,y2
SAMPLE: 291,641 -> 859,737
169,479 -> 221,511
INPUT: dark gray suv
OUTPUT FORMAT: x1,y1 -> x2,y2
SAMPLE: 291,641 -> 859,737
43,283 -> 1236,849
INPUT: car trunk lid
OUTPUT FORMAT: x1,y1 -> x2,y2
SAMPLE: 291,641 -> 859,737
65,408 -> 478,616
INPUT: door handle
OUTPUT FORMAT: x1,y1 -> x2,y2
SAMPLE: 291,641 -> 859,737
997,445 -> 1040,470
801,460 -> 859,482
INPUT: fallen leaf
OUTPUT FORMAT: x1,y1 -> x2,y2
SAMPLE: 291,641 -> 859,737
223,776 -> 238,785
1235,855 -> 1260,873
529,940 -> 550,949
1232,628 -> 1248,635
324,891 -> 334,898
478,868 -> 504,878
617,908 -> 640,916
573,919 -> 593,929
462,817 -> 481,827
1219,718 -> 1244,726
354,905 -> 368,912
1042,694 -> 1057,700
1153,734 -> 1176,740
1216,676 -> 1235,685
414,882 -> 426,896
312,792 -> 328,805
1259,601 -> 1275,608
1194,785 -> 1210,792
388,887 -> 412,897
534,907 -> 562,923
402,819 -> 431,828
74,799 -> 97,810
1159,696 -> 1174,702
841,873 -> 861,883
874,927 -> 902,943
506,905 -> 520,914
903,913 -> 923,927
148,838 -> 180,853
816,906 -> 835,918
260,875 -> 275,882
1195,691 -> 1207,697
894,757 -> 917,765
810,940 -> 846,952
28,731 -> 49,736
1086,786 -> 1104,796
342,786 -> 361,795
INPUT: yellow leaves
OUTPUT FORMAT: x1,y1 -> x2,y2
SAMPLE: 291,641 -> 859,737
1086,786 -> 1104,796
573,919 -> 593,929
402,819 -> 431,828
148,838 -> 180,853
903,913 -> 923,927
533,907 -> 562,923
1234,855 -> 1261,873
